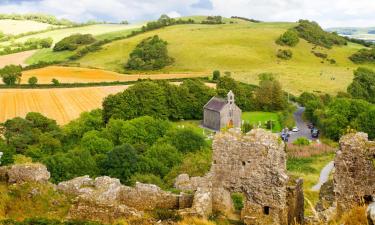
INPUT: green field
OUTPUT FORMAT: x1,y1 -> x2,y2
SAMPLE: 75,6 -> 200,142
242,111 -> 281,132
75,21 -> 375,95
24,25 -> 141,64
287,152 -> 335,216
4,24 -> 141,45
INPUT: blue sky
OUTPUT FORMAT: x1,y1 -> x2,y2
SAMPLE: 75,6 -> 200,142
0,0 -> 374,28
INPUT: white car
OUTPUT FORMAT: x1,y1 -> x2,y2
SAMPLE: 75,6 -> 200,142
292,127 -> 299,132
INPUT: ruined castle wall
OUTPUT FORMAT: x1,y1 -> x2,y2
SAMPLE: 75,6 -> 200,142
287,178 -> 304,225
211,129 -> 289,225
334,132 -> 375,213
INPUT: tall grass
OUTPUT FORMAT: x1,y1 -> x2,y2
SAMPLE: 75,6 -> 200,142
286,143 -> 336,158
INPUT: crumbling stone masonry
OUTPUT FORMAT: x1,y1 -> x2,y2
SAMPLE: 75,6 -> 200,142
334,132 -> 375,214
212,129 -> 292,225
175,129 -> 304,225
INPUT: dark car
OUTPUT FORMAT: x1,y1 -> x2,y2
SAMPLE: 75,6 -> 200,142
311,128 -> 319,138
307,123 -> 314,129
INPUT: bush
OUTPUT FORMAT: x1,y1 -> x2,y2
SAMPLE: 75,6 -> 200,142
201,16 -> 223,24
53,34 -> 96,51
349,47 -> 375,63
293,137 -> 310,146
276,29 -> 299,47
294,20 -> 347,48
212,70 -> 220,80
231,193 -> 244,212
126,35 -> 173,70
51,78 -> 60,86
28,76 -> 38,86
0,65 -> 22,86
312,51 -> 328,59
347,67 -> 375,103
153,209 -> 182,222
277,49 -> 293,60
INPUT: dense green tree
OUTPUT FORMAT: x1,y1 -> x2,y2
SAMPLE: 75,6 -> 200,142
276,29 -> 299,47
110,116 -> 171,148
126,35 -> 173,70
0,139 -> 15,165
255,74 -> 286,111
0,64 -> 22,86
180,79 -> 216,119
28,76 -> 38,86
102,144 -> 139,184
159,126 -> 207,153
80,130 -> 113,155
64,109 -> 104,143
44,148 -> 99,183
103,81 -> 168,122
347,67 -> 375,103
356,108 -> 375,139
212,70 -> 221,80
53,34 -> 96,51
140,143 -> 182,177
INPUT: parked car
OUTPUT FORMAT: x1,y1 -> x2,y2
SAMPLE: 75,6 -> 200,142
311,128 -> 320,138
292,127 -> 299,132
281,133 -> 288,142
307,123 -> 314,129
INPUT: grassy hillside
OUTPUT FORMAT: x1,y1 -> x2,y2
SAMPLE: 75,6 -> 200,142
0,19 -> 59,35
3,24 -> 140,45
77,22 -> 375,94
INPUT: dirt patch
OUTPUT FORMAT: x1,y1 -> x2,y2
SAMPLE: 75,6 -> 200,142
0,50 -> 37,68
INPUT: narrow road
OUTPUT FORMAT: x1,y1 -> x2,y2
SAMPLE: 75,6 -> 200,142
288,106 -> 314,143
311,161 -> 334,191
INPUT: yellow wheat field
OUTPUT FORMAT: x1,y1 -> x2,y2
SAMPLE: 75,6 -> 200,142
20,66 -> 206,84
0,85 -> 129,124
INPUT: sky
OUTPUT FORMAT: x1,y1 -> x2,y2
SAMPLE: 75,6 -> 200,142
0,0 -> 374,28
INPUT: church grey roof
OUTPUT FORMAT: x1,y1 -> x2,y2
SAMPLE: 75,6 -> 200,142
204,97 -> 228,112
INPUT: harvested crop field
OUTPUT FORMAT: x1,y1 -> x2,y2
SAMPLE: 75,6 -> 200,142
0,85 -> 129,124
0,50 -> 37,68
0,19 -> 58,35
20,66 -> 205,84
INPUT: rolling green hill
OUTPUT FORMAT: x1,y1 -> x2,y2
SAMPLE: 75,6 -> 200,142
76,21 -> 374,95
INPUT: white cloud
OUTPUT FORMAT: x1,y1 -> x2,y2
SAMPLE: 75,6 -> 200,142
0,0 -> 375,27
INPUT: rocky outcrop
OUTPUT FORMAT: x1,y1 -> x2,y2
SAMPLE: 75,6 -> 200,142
57,176 -> 194,223
334,132 -> 375,213
6,163 -> 50,184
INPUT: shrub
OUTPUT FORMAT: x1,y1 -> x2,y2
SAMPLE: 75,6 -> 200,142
28,76 -> 38,86
201,16 -> 223,24
277,49 -> 293,60
231,193 -> 244,212
153,209 -> 182,222
212,70 -> 220,80
51,78 -> 60,86
276,29 -> 299,47
349,47 -> 375,63
347,67 -> 375,103
312,51 -> 327,59
293,137 -> 311,146
125,35 -> 173,70
53,34 -> 96,51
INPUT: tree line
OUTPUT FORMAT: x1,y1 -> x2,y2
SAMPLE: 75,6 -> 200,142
298,67 -> 375,140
